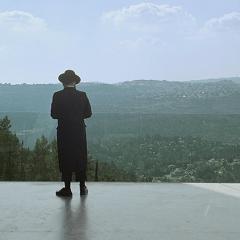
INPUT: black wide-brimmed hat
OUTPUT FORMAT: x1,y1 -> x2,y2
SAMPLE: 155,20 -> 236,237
58,69 -> 81,84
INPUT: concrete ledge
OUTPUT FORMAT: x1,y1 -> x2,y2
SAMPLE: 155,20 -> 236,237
1,182 -> 240,240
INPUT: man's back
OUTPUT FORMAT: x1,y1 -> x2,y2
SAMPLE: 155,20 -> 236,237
51,87 -> 92,128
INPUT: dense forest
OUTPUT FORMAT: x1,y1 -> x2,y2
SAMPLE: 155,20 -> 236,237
1,115 -> 240,182
0,116 -> 134,181
1,112 -> 240,148
90,135 -> 240,182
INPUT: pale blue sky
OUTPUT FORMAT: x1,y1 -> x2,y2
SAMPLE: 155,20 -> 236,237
0,0 -> 240,84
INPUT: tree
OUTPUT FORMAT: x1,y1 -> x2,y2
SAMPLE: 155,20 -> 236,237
0,116 -> 21,180
32,135 -> 50,180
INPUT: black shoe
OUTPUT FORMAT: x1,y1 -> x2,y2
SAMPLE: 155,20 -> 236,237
56,187 -> 72,197
80,185 -> 88,196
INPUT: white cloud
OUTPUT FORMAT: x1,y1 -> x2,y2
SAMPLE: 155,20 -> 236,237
0,10 -> 47,33
102,3 -> 182,24
203,12 -> 240,34
102,2 -> 195,34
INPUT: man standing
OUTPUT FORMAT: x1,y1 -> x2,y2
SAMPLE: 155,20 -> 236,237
51,70 -> 92,197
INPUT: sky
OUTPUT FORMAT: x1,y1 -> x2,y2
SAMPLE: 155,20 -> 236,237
0,0 -> 240,84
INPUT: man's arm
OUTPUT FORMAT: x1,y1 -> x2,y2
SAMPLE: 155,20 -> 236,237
51,93 -> 61,119
83,92 -> 92,119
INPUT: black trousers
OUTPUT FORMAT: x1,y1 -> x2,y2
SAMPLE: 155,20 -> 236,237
61,170 -> 86,182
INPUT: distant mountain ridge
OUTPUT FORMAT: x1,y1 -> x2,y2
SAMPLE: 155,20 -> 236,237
189,77 -> 240,84
0,77 -> 240,114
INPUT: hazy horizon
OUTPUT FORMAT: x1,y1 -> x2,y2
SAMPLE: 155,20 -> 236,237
0,0 -> 239,84
1,76 -> 240,85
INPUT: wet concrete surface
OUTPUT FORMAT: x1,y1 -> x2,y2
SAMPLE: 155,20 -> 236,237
1,182 -> 240,240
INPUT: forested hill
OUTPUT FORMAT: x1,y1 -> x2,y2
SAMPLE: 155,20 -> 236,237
1,77 -> 240,114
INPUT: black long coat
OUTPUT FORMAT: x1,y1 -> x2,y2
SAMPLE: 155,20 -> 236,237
51,87 -> 92,181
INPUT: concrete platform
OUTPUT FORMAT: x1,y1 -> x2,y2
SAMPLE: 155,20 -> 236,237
1,182 -> 240,240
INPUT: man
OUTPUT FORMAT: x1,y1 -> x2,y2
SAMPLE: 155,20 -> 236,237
51,69 -> 92,197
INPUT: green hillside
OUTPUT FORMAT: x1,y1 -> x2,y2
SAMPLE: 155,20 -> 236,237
1,78 -> 240,114
1,79 -> 240,182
